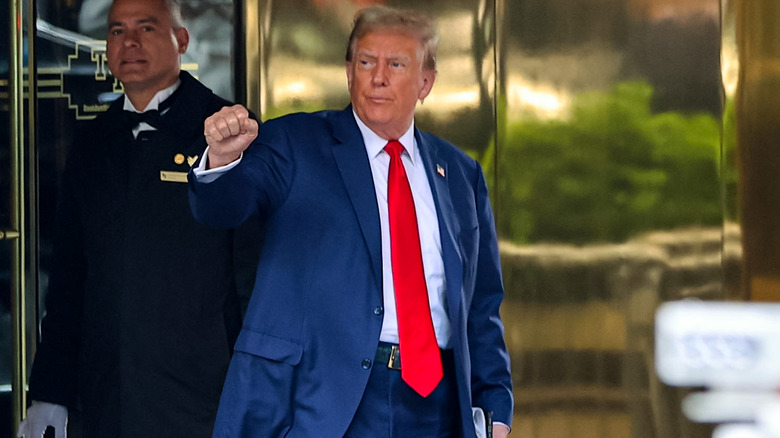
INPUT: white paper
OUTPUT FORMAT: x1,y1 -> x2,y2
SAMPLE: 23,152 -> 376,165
472,407 -> 488,438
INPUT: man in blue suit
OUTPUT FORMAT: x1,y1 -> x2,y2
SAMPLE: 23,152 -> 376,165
190,5 -> 513,437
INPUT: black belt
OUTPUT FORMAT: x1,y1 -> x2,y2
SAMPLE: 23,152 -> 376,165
374,342 -> 453,371
375,342 -> 402,370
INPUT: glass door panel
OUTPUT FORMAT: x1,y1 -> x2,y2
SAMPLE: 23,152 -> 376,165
2,0 -> 242,433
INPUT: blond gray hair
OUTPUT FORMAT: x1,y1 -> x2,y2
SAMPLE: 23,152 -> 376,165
345,6 -> 439,72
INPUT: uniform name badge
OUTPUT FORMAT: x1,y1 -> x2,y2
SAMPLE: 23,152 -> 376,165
160,170 -> 188,183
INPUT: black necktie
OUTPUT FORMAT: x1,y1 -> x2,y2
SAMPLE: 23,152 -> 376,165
123,90 -> 177,129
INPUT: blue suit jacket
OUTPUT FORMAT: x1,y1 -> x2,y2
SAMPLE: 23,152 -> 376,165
189,107 -> 513,437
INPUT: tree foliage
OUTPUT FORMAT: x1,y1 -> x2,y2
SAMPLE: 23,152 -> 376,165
488,81 -> 722,244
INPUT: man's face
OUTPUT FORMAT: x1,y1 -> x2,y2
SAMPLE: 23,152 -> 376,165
106,0 -> 188,95
346,29 -> 435,140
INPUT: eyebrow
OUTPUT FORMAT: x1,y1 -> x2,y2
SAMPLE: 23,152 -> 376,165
356,52 -> 410,63
387,55 -> 410,62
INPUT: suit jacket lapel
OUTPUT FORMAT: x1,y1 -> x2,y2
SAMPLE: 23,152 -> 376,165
331,108 -> 383,292
416,131 -> 464,320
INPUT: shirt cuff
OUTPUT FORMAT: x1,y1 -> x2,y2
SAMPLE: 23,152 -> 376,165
192,146 -> 242,183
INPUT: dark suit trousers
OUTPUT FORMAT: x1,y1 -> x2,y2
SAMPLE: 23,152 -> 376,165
344,347 -> 461,438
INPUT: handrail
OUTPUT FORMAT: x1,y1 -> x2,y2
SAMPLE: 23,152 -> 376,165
0,230 -> 21,240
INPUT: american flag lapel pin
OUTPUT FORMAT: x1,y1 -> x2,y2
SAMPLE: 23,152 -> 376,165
436,164 -> 445,178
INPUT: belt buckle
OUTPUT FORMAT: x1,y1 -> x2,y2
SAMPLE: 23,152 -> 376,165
387,344 -> 401,370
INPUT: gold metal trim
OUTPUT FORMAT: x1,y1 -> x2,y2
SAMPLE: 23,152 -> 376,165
9,0 -> 31,432
64,42 -> 109,120
0,230 -> 21,240
243,0 -> 269,117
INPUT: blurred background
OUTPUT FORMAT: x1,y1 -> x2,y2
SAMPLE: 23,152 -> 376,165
2,0 -> 777,436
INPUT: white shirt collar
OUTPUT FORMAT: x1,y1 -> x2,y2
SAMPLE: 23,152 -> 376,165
122,79 -> 181,113
351,109 -> 417,164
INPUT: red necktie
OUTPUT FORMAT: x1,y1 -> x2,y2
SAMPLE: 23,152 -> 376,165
384,140 -> 443,397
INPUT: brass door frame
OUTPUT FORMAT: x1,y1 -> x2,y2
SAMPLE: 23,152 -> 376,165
7,0 -> 37,432
243,0 -> 267,116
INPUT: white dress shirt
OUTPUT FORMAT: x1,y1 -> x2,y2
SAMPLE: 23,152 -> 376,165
353,114 -> 450,349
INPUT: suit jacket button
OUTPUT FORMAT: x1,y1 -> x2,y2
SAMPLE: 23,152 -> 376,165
373,306 -> 383,315
361,359 -> 372,369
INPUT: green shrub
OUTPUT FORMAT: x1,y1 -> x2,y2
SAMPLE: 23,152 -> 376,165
489,81 -> 722,244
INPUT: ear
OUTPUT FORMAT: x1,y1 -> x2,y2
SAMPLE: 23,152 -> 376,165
417,69 -> 436,101
176,27 -> 190,54
345,62 -> 354,89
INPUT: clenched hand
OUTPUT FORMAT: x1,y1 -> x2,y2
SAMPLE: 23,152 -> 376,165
203,104 -> 259,169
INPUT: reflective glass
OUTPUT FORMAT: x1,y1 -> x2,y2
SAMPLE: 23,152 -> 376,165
499,2 -> 723,437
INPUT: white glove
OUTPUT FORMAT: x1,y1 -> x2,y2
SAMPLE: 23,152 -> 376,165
17,401 -> 68,438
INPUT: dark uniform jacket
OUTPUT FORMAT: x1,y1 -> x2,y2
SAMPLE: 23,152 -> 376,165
28,71 -> 261,438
